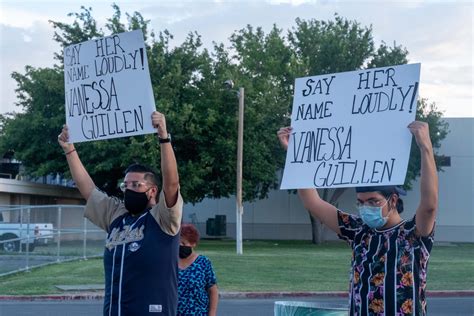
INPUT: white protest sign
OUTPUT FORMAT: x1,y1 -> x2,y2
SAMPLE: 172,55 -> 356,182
280,63 -> 420,190
64,30 -> 156,143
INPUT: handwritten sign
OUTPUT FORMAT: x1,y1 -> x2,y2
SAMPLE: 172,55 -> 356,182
280,63 -> 420,189
63,30 -> 156,143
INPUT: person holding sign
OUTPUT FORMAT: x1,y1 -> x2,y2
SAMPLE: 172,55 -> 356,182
58,111 -> 183,316
277,121 -> 438,316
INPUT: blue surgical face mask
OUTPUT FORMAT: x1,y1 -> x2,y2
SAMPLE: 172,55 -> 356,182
358,198 -> 390,229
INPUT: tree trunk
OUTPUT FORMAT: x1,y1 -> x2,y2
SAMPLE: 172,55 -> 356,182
309,211 -> 323,244
307,188 -> 348,245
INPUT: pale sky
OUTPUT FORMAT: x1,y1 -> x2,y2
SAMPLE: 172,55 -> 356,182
0,0 -> 473,117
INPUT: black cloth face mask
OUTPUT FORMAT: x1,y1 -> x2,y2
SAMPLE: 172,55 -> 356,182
124,189 -> 150,215
179,245 -> 193,259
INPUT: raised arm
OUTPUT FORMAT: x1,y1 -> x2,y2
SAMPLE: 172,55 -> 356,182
277,127 -> 340,234
408,121 -> 438,237
152,111 -> 180,207
57,125 -> 95,200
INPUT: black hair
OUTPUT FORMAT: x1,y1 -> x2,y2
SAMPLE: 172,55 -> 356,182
355,185 -> 405,214
379,189 -> 404,214
124,163 -> 159,187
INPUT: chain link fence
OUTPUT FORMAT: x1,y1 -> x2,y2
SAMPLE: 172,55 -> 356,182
0,205 -> 106,276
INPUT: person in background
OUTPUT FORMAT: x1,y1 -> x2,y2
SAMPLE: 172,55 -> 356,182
178,223 -> 218,316
277,121 -> 438,316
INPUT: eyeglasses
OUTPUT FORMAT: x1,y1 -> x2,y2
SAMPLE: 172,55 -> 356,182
119,181 -> 152,192
356,197 -> 389,208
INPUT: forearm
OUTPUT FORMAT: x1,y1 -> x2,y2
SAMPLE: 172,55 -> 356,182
298,188 -> 322,210
414,144 -> 438,237
207,285 -> 219,316
64,146 -> 95,200
419,145 -> 438,212
160,142 -> 179,206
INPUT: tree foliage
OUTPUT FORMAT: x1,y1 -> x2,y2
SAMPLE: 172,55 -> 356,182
0,7 -> 448,211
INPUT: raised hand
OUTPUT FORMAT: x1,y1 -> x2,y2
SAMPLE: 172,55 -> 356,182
57,125 -> 74,153
408,121 -> 432,151
151,111 -> 168,139
277,126 -> 293,151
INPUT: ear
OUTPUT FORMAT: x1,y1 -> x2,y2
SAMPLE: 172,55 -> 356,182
148,186 -> 159,201
389,194 -> 398,211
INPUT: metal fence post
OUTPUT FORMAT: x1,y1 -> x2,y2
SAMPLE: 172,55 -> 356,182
56,206 -> 62,262
25,207 -> 31,271
83,217 -> 88,260
19,206 -> 23,254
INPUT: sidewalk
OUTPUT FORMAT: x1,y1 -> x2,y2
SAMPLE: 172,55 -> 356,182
1,289 -> 473,301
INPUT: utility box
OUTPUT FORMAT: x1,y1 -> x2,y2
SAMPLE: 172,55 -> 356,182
214,215 -> 226,236
206,215 -> 227,236
206,218 -> 215,236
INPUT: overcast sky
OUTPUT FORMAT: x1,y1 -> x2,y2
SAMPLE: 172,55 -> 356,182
0,0 -> 472,117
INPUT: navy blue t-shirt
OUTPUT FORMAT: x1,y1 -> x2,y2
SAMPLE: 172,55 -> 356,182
103,211 -> 179,316
84,189 -> 183,316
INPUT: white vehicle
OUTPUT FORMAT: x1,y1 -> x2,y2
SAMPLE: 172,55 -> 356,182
0,221 -> 54,252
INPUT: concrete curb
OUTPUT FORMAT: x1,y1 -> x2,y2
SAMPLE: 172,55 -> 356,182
0,290 -> 472,301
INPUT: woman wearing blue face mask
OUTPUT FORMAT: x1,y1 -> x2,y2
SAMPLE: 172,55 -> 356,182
277,121 -> 438,316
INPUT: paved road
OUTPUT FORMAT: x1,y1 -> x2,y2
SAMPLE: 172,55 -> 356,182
0,296 -> 472,316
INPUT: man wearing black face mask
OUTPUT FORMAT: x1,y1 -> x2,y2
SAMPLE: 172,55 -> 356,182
58,111 -> 183,316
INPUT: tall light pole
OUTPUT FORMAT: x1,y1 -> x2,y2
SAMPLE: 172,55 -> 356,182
224,80 -> 244,255
236,87 -> 244,255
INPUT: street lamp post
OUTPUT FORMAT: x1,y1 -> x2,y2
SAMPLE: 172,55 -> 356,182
236,87 -> 244,255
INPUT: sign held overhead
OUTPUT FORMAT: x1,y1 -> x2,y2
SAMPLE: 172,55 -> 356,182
63,30 -> 156,143
280,63 -> 421,190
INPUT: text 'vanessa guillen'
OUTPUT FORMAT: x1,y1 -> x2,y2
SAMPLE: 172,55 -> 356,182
65,78 -> 145,140
290,128 -> 396,187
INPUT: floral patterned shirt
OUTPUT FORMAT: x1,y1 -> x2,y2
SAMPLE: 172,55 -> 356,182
337,210 -> 434,316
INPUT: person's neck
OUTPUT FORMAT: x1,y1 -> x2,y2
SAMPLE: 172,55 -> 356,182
179,252 -> 199,269
380,212 -> 403,230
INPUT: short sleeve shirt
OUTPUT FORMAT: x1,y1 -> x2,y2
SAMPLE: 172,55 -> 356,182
84,188 -> 183,316
178,255 -> 217,315
337,210 -> 434,316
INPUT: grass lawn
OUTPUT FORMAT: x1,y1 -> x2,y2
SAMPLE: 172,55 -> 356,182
0,240 -> 473,295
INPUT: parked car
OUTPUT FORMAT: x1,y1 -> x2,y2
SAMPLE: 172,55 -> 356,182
0,221 -> 54,252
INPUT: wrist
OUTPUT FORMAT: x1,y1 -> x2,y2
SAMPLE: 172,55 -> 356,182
158,133 -> 171,144
63,145 -> 75,154
157,129 -> 168,138
419,143 -> 433,153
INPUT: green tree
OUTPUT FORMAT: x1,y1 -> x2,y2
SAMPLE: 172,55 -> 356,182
0,8 -> 449,244
0,66 -> 64,176
283,17 -> 448,244
284,15 -> 371,243
227,24 -> 295,200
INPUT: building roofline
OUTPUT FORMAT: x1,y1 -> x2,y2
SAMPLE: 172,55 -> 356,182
0,178 -> 83,199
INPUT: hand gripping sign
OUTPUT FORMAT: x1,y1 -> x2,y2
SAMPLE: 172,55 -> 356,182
280,63 -> 421,190
64,30 -> 156,143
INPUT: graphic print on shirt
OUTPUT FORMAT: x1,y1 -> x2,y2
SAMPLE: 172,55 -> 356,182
105,223 -> 145,250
